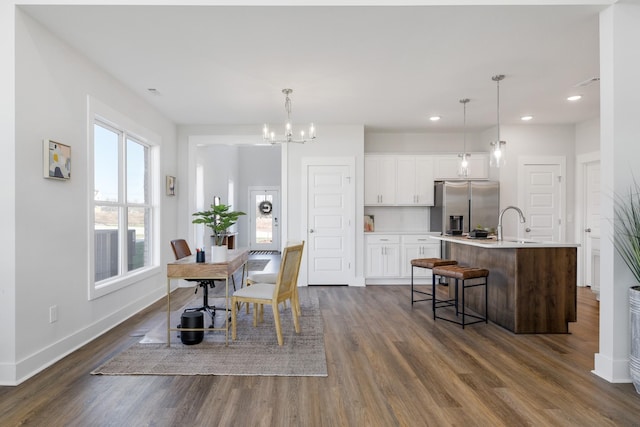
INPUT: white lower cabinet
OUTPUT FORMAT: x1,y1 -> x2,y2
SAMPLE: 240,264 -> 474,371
400,235 -> 440,278
365,234 -> 440,279
365,235 -> 400,277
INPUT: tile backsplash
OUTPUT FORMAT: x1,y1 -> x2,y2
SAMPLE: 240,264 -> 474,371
364,206 -> 430,232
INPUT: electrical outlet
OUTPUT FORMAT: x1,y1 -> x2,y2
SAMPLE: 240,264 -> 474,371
49,305 -> 58,323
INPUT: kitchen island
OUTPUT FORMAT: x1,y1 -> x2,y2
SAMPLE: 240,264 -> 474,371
431,235 -> 579,333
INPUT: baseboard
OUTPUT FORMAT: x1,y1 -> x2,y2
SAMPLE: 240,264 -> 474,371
5,286 -> 165,386
593,352 -> 632,383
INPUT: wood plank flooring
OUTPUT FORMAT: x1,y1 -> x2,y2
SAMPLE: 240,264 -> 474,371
1,285 -> 639,426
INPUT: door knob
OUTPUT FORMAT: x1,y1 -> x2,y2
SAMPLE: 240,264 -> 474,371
309,229 -> 315,233
585,228 -> 592,232
525,227 -> 531,232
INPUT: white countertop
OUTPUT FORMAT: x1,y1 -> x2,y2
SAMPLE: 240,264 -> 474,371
364,231 -> 441,235
430,234 -> 580,248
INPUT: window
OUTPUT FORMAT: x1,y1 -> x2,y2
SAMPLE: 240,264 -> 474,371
89,98 -> 158,299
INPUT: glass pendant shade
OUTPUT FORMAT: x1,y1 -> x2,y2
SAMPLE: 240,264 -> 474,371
490,140 -> 506,168
458,98 -> 470,177
458,153 -> 470,177
490,75 -> 506,168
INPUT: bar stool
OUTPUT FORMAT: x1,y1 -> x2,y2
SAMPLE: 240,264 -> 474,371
431,265 -> 489,328
410,258 -> 458,305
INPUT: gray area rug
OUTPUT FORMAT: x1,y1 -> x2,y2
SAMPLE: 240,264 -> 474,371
246,258 -> 270,271
91,288 -> 327,377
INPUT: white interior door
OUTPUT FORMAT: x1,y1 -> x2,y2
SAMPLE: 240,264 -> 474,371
519,159 -> 564,241
584,161 -> 601,293
307,164 -> 352,285
249,188 -> 279,251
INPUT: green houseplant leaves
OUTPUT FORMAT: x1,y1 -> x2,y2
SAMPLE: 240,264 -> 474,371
192,203 -> 246,246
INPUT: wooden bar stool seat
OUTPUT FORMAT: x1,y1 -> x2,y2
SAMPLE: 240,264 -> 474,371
411,258 -> 458,305
431,265 -> 489,328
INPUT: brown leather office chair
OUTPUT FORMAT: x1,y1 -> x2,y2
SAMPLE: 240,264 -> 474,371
170,239 -> 219,327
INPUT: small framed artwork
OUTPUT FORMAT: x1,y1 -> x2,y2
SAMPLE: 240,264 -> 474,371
166,175 -> 176,196
43,139 -> 71,180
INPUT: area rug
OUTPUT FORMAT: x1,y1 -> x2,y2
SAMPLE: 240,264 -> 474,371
246,258 -> 270,271
91,288 -> 327,377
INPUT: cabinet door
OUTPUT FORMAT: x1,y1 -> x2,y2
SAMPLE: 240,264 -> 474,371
366,244 -> 386,277
395,156 -> 417,204
383,245 -> 401,277
396,156 -> 434,205
366,244 -> 400,277
414,156 -> 434,205
468,154 -> 489,179
401,245 -> 440,277
365,156 -> 396,205
433,155 -> 460,180
402,244 -> 428,278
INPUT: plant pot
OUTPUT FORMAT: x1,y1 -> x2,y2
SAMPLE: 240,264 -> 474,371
210,245 -> 227,263
630,285 -> 640,394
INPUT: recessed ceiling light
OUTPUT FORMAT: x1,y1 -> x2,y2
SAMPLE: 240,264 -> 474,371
429,116 -> 441,122
521,115 -> 533,121
567,95 -> 582,102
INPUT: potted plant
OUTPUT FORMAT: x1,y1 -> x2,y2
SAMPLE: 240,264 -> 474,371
612,176 -> 640,394
192,203 -> 245,262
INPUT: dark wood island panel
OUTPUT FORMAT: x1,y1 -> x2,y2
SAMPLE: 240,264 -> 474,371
447,242 -> 577,333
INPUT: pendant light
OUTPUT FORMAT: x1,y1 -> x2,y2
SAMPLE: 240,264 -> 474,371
458,98 -> 470,177
490,74 -> 506,168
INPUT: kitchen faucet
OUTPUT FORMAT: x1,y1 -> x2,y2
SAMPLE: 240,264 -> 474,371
497,206 -> 526,241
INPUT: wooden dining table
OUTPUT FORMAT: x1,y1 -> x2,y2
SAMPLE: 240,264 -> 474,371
166,247 -> 248,346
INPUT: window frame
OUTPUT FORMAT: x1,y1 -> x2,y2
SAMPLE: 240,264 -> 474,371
88,96 -> 160,300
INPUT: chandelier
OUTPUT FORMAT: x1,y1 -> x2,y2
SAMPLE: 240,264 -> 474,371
490,74 -> 506,168
262,88 -> 316,144
458,98 -> 470,178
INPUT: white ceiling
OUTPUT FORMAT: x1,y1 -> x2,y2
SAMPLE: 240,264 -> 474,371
21,4 -> 603,133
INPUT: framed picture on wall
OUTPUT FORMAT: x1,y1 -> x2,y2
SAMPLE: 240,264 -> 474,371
43,139 -> 71,180
166,175 -> 176,196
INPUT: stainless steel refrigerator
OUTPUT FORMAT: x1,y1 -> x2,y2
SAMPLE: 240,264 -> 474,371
430,181 -> 500,234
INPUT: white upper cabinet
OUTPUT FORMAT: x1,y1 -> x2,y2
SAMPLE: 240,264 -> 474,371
365,154 -> 434,206
365,155 -> 396,205
396,156 -> 434,205
433,153 -> 489,180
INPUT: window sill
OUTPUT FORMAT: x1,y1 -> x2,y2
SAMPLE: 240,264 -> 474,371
89,265 -> 161,300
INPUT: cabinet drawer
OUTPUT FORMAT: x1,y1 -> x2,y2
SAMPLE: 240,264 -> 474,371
366,235 -> 400,244
401,235 -> 438,245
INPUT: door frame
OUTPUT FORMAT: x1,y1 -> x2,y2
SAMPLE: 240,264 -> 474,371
576,151 -> 601,288
517,155 -> 566,241
301,157 -> 356,286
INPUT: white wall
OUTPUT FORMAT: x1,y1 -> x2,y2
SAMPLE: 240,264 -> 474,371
192,143 -> 281,248
576,117 -> 600,155
482,124 -> 577,241
0,2 -> 17,383
594,1 -> 640,384
365,131 -> 485,154
4,10 -> 178,385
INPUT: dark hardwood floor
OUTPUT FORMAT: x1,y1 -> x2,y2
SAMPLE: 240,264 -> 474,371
1,284 -> 639,426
